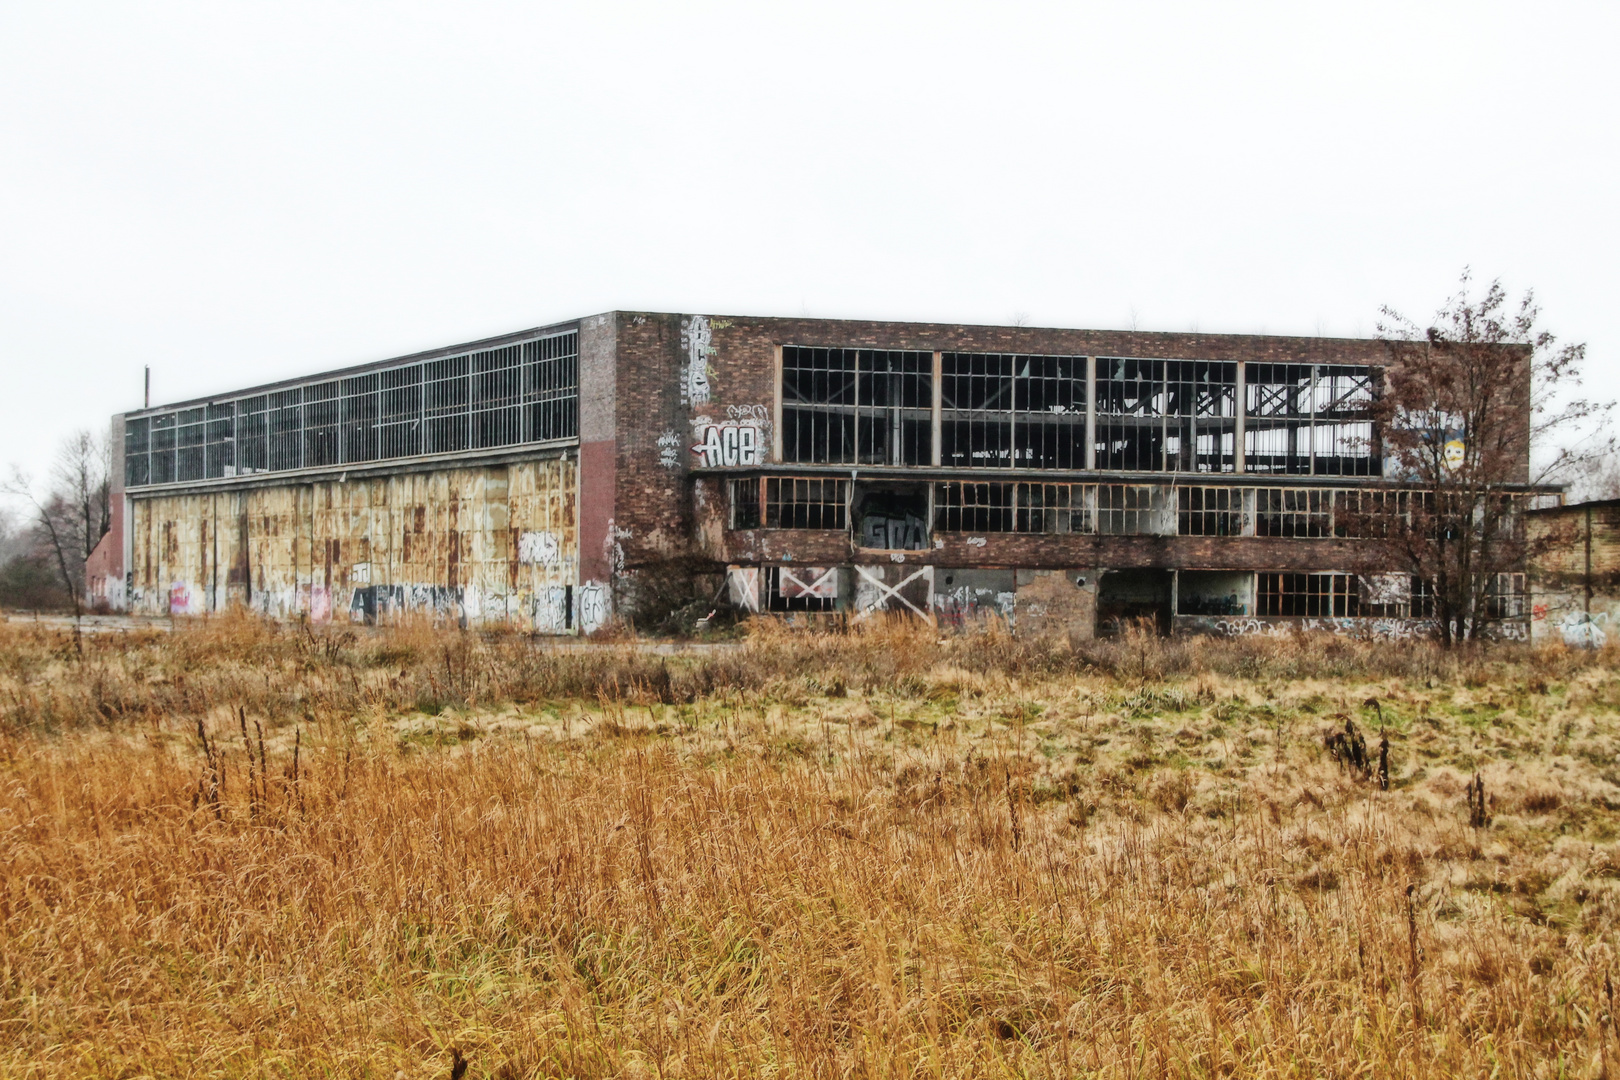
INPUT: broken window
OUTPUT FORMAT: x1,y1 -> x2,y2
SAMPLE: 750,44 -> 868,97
1094,358 -> 1238,472
781,347 -> 932,465
729,478 -> 761,529
1333,488 -> 1407,539
1177,570 -> 1251,615
1483,573 -> 1526,620
1095,484 -> 1164,535
765,477 -> 847,529
150,412 -> 177,483
854,484 -> 930,549
1177,486 -> 1242,536
1246,364 -> 1375,475
933,481 -> 1085,533
1257,572 -> 1360,617
1254,488 -> 1331,537
1164,361 -> 1237,472
124,417 -> 151,487
939,353 -> 1086,468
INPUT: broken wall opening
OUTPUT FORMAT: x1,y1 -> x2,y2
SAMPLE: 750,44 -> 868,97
1177,570 -> 1252,616
854,483 -> 929,550
1097,569 -> 1173,636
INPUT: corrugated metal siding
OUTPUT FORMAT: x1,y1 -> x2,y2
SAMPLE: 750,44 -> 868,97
128,458 -> 578,629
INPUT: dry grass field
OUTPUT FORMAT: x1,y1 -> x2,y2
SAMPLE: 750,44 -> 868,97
4,615 -> 1620,1078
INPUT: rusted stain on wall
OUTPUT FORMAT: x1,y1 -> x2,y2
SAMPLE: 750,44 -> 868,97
128,458 -> 578,629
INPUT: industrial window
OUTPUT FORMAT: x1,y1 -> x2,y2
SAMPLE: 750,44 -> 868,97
472,345 -> 524,450
204,403 -> 235,479
269,389 -> 302,471
341,375 -> 379,464
304,382 -> 341,468
766,477 -> 847,529
932,481 -> 1086,533
730,478 -> 761,529
1483,573 -> 1526,620
780,347 -> 932,466
123,330 -> 580,487
424,356 -> 469,454
1177,486 -> 1242,536
1246,364 -> 1375,476
1254,488 -> 1331,537
150,413 -> 177,484
1333,488 -> 1407,539
939,353 -> 1086,468
379,367 -> 423,459
236,396 -> 267,474
124,417 -> 151,487
1095,484 -> 1162,535
1256,572 -> 1361,617
525,334 -> 579,442
1094,359 -> 1237,472
175,408 -> 205,482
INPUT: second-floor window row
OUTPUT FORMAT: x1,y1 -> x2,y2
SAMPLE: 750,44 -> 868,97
778,347 -> 1379,475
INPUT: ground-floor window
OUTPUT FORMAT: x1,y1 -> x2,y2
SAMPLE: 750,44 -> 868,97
1256,572 -> 1361,617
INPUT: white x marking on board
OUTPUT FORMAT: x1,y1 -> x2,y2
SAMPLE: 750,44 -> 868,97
778,566 -> 836,599
853,564 -> 933,619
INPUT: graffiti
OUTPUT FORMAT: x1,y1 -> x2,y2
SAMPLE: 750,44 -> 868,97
966,537 -> 987,548
349,562 -> 371,584
1533,603 -> 1549,621
933,586 -> 1015,628
727,403 -> 769,423
860,512 -> 928,551
576,582 -> 610,633
1202,616 -> 1441,641
1561,611 -> 1609,649
533,586 -> 571,633
168,582 -> 192,616
680,315 -> 713,406
691,418 -> 765,468
310,585 -> 332,622
517,530 -> 561,566
657,431 -> 681,469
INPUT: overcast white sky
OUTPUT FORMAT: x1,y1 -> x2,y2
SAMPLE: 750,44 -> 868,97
2,2 -> 1616,495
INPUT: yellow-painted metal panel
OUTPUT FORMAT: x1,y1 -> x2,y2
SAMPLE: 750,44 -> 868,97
127,458 -> 579,630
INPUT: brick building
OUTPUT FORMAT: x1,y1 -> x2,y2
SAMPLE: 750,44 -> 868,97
87,312 -> 1550,637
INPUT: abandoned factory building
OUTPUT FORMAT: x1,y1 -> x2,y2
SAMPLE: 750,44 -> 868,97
87,312 -> 1548,637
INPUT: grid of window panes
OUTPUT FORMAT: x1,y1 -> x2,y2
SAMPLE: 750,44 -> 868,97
1256,572 -> 1361,617
1094,359 -> 1238,472
1245,364 -> 1375,476
1177,486 -> 1242,536
780,347 -> 932,466
932,481 -> 1088,534
939,353 -> 1086,468
124,330 -> 578,486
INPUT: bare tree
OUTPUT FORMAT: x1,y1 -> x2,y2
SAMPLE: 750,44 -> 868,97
1370,270 -> 1613,644
51,428 -> 112,570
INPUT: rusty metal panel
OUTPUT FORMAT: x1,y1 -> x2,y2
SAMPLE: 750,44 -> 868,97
127,456 -> 580,629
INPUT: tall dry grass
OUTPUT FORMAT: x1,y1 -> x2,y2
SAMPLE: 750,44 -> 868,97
3,615 -> 1620,1076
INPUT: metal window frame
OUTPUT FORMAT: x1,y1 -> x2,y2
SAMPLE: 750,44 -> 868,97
124,329 -> 579,488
